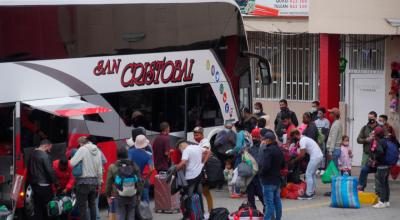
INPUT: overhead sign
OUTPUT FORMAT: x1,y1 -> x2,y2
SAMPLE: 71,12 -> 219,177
237,0 -> 308,17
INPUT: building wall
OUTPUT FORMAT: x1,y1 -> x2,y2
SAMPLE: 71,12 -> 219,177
385,36 -> 400,138
309,0 -> 400,35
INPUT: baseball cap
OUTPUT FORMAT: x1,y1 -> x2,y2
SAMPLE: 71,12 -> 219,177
328,107 -> 340,116
193,126 -> 204,133
261,131 -> 276,141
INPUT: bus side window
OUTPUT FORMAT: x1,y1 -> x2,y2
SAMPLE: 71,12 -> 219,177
187,84 -> 223,131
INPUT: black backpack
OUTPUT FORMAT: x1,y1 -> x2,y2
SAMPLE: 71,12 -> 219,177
209,207 -> 229,220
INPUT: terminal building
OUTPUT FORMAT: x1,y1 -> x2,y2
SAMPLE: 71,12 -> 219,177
242,0 -> 400,165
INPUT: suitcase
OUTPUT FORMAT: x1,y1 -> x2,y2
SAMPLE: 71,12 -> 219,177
154,174 -> 180,213
358,192 -> 378,205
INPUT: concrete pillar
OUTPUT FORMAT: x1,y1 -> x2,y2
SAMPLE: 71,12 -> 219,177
319,34 -> 340,111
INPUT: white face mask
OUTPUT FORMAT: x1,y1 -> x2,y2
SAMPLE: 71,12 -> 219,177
378,121 -> 384,126
254,109 -> 260,114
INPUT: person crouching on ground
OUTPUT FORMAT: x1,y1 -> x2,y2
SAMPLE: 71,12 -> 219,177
175,140 -> 211,220
259,131 -> 285,220
290,129 -> 323,200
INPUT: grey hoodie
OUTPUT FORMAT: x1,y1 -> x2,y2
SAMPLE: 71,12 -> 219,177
70,142 -> 103,184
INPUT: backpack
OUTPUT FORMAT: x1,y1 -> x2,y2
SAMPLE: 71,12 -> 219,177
384,139 -> 400,165
115,160 -> 140,197
243,131 -> 253,149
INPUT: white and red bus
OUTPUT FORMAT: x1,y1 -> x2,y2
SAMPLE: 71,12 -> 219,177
0,0 -> 270,216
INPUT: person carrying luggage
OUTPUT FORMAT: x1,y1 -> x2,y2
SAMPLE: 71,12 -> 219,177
175,140 -> 211,220
290,129 -> 323,200
52,157 -> 75,220
106,146 -> 144,220
28,139 -> 59,220
70,136 -> 103,220
128,134 -> 154,203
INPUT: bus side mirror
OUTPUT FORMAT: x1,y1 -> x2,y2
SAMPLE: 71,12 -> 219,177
241,51 -> 273,85
258,60 -> 272,85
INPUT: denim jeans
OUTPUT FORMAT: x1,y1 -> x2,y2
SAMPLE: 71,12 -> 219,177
358,162 -> 377,190
247,176 -> 264,210
305,157 -> 322,196
331,148 -> 341,169
262,184 -> 282,220
76,184 -> 98,220
141,180 -> 150,203
116,196 -> 137,220
375,166 -> 390,203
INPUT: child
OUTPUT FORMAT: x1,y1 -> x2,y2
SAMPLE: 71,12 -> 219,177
223,160 -> 234,195
338,135 -> 353,175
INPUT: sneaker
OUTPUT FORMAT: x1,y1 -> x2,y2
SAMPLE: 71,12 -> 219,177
298,194 -> 314,200
385,202 -> 390,207
319,170 -> 325,175
204,212 -> 210,219
373,201 -> 387,209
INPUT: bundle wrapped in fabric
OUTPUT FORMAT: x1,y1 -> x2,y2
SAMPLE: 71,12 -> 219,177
331,174 -> 360,209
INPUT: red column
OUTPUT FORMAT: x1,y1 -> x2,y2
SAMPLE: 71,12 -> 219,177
319,34 -> 340,111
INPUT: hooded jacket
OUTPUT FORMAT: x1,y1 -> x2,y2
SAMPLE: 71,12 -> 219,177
52,160 -> 75,191
70,142 -> 103,184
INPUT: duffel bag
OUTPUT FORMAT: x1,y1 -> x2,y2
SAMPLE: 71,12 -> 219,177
331,174 -> 360,208
286,182 -> 306,200
209,207 -> 229,220
229,206 -> 263,220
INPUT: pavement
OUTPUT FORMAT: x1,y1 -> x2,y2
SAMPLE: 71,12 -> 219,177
100,167 -> 400,220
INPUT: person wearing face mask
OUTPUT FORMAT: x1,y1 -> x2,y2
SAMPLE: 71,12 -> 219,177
314,108 -> 330,130
28,139 -> 59,220
259,130 -> 285,220
378,114 -> 397,140
310,101 -> 320,121
357,111 -> 379,166
326,108 -> 343,169
290,129 -> 323,200
254,102 -> 266,118
274,99 -> 299,142
246,128 -> 265,211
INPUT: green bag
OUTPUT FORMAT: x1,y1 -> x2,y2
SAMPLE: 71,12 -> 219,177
321,161 -> 340,184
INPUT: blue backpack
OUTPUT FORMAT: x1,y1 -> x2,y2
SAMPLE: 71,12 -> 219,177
384,139 -> 400,166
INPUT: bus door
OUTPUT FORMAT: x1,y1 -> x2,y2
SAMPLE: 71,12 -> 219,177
21,97 -> 112,162
184,85 -> 202,139
0,103 -> 16,210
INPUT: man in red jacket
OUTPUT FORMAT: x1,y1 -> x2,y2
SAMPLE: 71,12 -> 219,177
53,157 -> 75,194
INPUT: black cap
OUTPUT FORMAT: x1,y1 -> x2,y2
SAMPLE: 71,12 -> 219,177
261,131 -> 276,141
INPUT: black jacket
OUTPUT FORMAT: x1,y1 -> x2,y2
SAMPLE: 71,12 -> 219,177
302,122 -> 319,143
28,149 -> 57,185
259,143 -> 285,186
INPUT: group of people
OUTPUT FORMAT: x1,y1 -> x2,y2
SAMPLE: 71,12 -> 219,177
26,99 -> 399,220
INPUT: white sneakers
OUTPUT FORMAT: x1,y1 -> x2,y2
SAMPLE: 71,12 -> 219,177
204,212 -> 210,219
372,201 -> 390,208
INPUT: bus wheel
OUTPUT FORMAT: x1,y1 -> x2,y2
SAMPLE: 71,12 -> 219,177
23,185 -> 35,218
